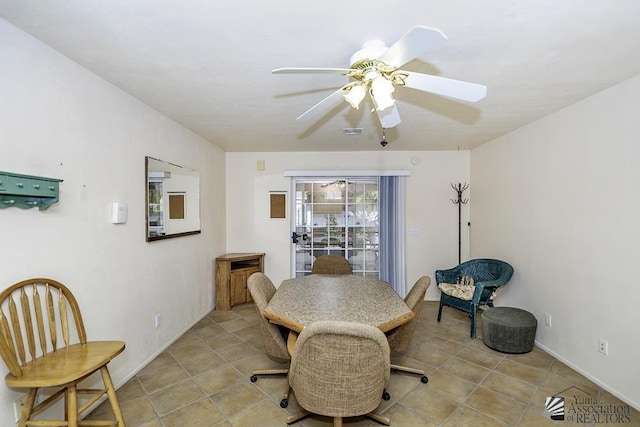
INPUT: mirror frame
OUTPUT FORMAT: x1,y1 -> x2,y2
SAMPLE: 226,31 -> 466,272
145,156 -> 201,242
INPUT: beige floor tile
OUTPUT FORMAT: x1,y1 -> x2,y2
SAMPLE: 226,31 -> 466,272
194,363 -> 246,395
229,399 -> 289,427
232,351 -> 287,375
448,318 -> 477,336
119,395 -> 159,426
382,402 -> 438,426
208,311 -> 241,322
405,342 -> 453,368
422,334 -> 465,355
441,356 -> 492,384
196,323 -> 230,338
465,387 -> 526,425
518,407 -> 562,427
203,331 -> 245,350
211,382 -> 269,418
171,328 -> 204,347
88,301 -> 639,427
434,325 -> 475,343
598,390 -> 640,423
427,370 -> 478,402
137,363 -> 190,394
181,351 -> 228,376
539,371 -> 600,399
481,371 -> 538,405
400,385 -> 460,423
219,317 -> 253,332
216,341 -> 260,362
466,337 -> 509,356
136,351 -> 178,376
379,373 -> 426,410
233,325 -> 262,342
115,377 -> 147,403
160,398 -> 226,427
148,379 -> 206,415
455,346 -> 504,370
247,372 -> 290,404
169,340 -> 214,363
505,346 -> 555,371
444,405 -> 507,427
494,359 -> 546,386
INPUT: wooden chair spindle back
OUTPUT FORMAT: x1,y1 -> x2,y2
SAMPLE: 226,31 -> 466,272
0,279 -> 87,377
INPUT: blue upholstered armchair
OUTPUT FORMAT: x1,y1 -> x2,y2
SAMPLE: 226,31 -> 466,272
436,258 -> 514,339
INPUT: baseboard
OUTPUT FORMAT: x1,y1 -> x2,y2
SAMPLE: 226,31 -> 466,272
534,340 -> 640,411
117,304 -> 216,387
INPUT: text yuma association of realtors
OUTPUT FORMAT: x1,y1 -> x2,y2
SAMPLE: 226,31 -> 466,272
566,396 -> 631,423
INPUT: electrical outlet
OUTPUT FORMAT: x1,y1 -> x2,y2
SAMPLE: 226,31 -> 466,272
544,313 -> 552,327
154,313 -> 161,328
13,396 -> 26,423
598,338 -> 608,355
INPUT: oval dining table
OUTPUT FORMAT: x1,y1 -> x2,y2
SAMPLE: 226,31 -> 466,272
263,274 -> 415,333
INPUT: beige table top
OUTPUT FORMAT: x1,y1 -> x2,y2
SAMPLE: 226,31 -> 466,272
263,274 -> 415,333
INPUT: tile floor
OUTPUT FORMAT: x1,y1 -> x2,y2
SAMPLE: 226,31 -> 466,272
89,302 -> 639,426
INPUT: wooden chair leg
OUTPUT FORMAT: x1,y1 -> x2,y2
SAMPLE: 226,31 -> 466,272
333,416 -> 342,427
67,385 -> 78,427
18,388 -> 37,427
101,365 -> 126,426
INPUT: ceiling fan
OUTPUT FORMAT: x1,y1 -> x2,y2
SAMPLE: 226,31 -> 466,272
273,26 -> 487,129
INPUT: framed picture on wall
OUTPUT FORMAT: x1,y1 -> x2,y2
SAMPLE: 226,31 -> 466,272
168,192 -> 186,220
270,192 -> 286,219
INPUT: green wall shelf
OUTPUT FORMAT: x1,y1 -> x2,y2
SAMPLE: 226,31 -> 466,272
0,171 -> 63,211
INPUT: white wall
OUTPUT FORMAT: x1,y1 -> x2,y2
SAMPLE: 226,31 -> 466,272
225,151 -> 470,301
471,74 -> 640,409
0,19 -> 226,420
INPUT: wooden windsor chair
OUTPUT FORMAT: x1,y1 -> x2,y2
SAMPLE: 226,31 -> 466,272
0,278 -> 126,426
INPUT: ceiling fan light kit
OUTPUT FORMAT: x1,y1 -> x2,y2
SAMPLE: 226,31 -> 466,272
273,25 -> 486,132
370,75 -> 395,111
343,83 -> 366,109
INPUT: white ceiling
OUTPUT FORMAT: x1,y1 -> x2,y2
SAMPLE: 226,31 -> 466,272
2,1 -> 640,152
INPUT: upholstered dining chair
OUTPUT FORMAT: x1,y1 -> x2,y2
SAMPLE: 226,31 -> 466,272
386,276 -> 431,384
287,320 -> 391,427
311,255 -> 353,275
0,278 -> 125,427
436,258 -> 514,338
247,272 -> 293,408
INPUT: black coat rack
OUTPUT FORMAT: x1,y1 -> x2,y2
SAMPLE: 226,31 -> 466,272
451,183 -> 469,264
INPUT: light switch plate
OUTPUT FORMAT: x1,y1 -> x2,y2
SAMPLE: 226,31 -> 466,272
111,202 -> 127,224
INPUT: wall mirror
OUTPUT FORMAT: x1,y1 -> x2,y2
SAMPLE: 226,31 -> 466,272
146,156 -> 201,241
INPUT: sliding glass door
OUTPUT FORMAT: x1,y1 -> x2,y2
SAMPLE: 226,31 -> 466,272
292,178 -> 380,277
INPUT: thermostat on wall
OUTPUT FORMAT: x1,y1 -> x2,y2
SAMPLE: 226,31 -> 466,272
111,202 -> 127,224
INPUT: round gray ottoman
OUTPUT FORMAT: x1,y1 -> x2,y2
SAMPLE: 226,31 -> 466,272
482,307 -> 537,353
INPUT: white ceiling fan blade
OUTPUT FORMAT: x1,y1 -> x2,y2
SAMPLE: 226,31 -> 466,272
296,85 -> 350,122
377,26 -> 448,69
273,67 -> 352,74
403,71 -> 487,102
